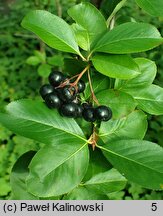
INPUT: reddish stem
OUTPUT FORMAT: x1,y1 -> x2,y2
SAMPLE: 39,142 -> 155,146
56,74 -> 79,89
88,126 -> 98,150
71,64 -> 90,87
56,65 -> 90,90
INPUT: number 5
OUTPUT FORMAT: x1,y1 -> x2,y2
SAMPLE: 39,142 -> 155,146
151,203 -> 157,211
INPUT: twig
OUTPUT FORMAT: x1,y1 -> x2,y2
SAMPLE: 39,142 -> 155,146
13,33 -> 37,39
72,64 -> 90,86
87,69 -> 100,106
39,40 -> 46,53
55,0 -> 62,17
87,51 -> 93,61
56,65 -> 90,89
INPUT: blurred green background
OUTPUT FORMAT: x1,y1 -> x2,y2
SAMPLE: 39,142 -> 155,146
0,0 -> 163,200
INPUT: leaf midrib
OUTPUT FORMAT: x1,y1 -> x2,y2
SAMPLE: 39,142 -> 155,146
6,112 -> 86,142
100,112 -> 146,137
25,21 -> 79,54
137,0 -> 158,14
93,57 -> 140,74
135,97 -> 163,102
36,142 -> 88,181
84,179 -> 126,186
96,37 -> 162,51
94,79 -> 107,93
100,119 -> 126,137
99,145 -> 163,175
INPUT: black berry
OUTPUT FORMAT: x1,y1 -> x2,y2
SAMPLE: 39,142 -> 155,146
95,105 -> 112,121
45,93 -> 62,109
58,86 -> 77,102
77,80 -> 85,93
82,102 -> 92,109
76,104 -> 83,117
48,71 -> 65,87
39,84 -> 54,99
82,107 -> 96,122
60,102 -> 77,118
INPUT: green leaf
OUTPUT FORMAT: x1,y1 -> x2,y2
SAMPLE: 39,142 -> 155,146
96,89 -> 137,119
107,191 -> 125,200
64,58 -> 87,76
0,178 -> 11,196
84,73 -> 110,100
10,151 -> 37,199
83,148 -> 112,182
93,22 -> 163,54
21,10 -> 81,55
136,0 -> 163,17
37,64 -> 51,77
92,54 -> 140,79
115,58 -> 157,89
99,110 -> 147,143
63,186 -> 108,200
71,23 -> 90,51
124,85 -> 163,115
101,0 -> 122,18
75,118 -> 92,139
100,139 -> 163,189
47,55 -> 64,67
0,99 -> 86,145
68,2 -> 107,51
106,0 -> 128,26
27,140 -> 89,197
34,50 -> 46,63
83,169 -> 127,194
26,56 -> 41,66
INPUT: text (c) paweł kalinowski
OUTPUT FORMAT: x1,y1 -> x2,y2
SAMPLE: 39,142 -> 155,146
20,202 -> 104,212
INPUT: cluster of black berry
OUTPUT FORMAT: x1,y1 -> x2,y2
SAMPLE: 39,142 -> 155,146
39,71 -> 112,122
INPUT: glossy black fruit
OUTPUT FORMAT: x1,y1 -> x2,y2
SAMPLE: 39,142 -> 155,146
82,102 -> 92,109
45,93 -> 62,109
58,86 -> 77,102
60,102 -> 77,118
77,80 -> 85,93
39,84 -> 54,99
82,107 -> 96,122
76,104 -> 83,117
48,71 -> 65,87
95,105 -> 112,121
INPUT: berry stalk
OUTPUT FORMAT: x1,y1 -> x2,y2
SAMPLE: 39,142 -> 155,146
87,69 -> 100,106
71,64 -> 90,87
